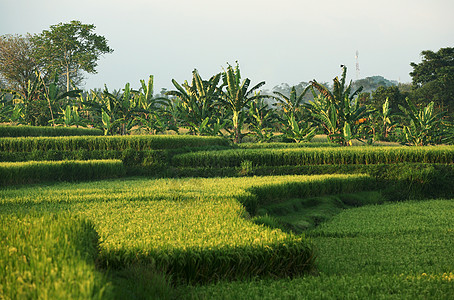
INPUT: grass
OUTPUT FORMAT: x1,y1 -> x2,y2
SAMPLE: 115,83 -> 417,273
180,198 -> 454,299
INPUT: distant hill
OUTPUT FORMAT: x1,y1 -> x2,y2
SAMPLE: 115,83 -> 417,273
266,76 -> 398,104
351,76 -> 398,93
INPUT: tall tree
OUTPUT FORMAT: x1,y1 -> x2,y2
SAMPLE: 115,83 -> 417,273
32,20 -> 113,92
0,34 -> 38,97
410,47 -> 454,119
371,86 -> 408,112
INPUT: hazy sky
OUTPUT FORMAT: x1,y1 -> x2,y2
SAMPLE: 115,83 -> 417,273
1,0 -> 453,92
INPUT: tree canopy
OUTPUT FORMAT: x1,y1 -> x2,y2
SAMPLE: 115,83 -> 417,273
410,47 -> 454,118
32,20 -> 113,92
0,34 -> 37,96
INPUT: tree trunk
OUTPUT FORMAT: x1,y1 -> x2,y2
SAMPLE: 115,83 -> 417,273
233,110 -> 240,143
66,65 -> 70,93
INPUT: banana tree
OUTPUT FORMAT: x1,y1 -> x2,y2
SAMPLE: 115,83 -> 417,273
283,112 -> 317,143
54,105 -> 86,127
272,86 -> 310,117
306,94 -> 343,143
105,83 -> 139,135
271,85 -> 314,142
82,87 -> 126,135
399,98 -> 445,146
134,75 -> 171,134
306,65 -> 368,145
2,73 -> 46,125
0,92 -> 14,122
166,69 -> 222,135
42,74 -> 82,126
247,96 -> 276,143
136,75 -> 169,114
220,63 -> 266,143
367,98 -> 397,141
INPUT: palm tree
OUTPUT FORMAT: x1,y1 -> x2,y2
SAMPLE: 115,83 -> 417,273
220,62 -> 266,143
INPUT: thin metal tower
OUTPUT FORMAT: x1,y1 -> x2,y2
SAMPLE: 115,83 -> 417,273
355,50 -> 360,80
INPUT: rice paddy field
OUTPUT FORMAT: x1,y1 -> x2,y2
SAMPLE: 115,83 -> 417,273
1,133 -> 453,299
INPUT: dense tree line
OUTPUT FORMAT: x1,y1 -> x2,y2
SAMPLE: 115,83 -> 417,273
0,21 -> 453,145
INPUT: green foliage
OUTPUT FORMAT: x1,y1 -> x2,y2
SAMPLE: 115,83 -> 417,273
83,76 -> 170,135
1,72 -> 50,126
272,85 -> 310,117
220,62 -> 266,143
167,69 -> 224,136
246,97 -> 276,143
410,47 -> 454,119
53,105 -> 85,128
371,85 -> 409,113
282,112 -> 317,143
307,66 -> 369,145
271,86 -> 317,143
31,20 -> 113,93
365,97 -> 398,141
399,98 -> 446,145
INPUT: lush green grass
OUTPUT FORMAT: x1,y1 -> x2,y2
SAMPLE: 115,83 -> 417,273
180,198 -> 454,299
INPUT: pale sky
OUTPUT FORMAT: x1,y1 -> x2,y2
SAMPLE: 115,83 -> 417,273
1,0 -> 453,92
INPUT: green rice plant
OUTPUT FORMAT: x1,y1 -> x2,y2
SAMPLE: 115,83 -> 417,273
179,199 -> 454,299
0,213 -> 112,299
0,149 -> 123,162
236,142 -> 339,149
171,146 -> 454,168
0,160 -> 125,186
255,191 -> 385,234
0,135 -> 229,153
1,174 -> 371,284
0,125 -> 103,137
